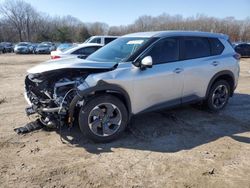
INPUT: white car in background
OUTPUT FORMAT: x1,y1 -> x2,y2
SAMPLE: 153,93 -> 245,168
50,43 -> 103,59
84,36 -> 118,45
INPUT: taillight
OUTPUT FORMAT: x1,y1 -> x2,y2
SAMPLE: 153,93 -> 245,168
233,53 -> 241,60
51,55 -> 60,59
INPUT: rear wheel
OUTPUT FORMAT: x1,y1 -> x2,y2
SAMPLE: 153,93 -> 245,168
78,95 -> 128,142
205,80 -> 230,112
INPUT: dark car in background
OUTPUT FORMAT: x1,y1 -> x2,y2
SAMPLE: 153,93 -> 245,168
0,43 -> 3,53
14,42 -> 33,54
234,43 -> 250,57
0,42 -> 14,53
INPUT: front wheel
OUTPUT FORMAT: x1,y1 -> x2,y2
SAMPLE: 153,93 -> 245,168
205,80 -> 230,112
78,95 -> 128,142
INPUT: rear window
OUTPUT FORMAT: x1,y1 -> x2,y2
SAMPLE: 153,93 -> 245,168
209,38 -> 225,55
182,37 -> 210,60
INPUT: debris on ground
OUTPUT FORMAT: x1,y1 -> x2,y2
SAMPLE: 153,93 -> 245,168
14,119 -> 44,134
202,168 -> 215,176
0,97 -> 7,105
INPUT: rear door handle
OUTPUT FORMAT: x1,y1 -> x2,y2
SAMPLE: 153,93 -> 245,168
212,61 -> 219,66
174,68 -> 184,74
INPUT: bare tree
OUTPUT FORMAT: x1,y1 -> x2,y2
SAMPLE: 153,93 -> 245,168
0,0 -> 39,41
1,0 -> 250,43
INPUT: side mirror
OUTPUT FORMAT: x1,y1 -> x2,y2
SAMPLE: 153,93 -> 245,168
141,56 -> 153,69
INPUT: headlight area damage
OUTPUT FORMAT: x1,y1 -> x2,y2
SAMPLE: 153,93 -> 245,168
15,68 -> 109,134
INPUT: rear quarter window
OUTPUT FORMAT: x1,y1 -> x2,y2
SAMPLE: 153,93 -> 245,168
181,37 -> 210,60
209,38 -> 225,55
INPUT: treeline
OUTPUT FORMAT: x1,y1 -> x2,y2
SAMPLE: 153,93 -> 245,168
0,0 -> 250,43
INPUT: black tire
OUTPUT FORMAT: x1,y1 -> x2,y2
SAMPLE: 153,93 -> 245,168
2,48 -> 6,53
78,94 -> 128,142
205,80 -> 231,112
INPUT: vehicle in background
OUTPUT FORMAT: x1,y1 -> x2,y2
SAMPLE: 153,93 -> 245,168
0,43 -> 3,53
29,43 -> 39,54
0,42 -> 14,53
14,42 -> 33,54
35,43 -> 56,54
234,42 -> 250,57
56,43 -> 75,52
51,43 -> 103,59
84,36 -> 118,45
40,42 -> 56,51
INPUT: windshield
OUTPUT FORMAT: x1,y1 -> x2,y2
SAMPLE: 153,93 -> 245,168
87,37 -> 149,62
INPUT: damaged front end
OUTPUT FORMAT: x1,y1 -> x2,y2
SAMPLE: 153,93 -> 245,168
25,69 -> 89,128
24,68 -> 108,129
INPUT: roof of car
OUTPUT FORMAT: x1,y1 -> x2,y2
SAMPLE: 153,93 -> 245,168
90,36 -> 118,38
123,30 -> 228,39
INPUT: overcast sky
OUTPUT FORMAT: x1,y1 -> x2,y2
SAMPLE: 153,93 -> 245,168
2,0 -> 250,25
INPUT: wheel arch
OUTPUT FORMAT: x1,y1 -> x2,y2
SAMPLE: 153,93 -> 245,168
206,70 -> 235,98
68,81 -> 132,126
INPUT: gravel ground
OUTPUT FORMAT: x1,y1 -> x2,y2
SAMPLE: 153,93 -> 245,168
0,54 -> 249,188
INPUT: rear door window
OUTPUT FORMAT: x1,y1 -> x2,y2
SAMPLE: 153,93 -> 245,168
181,37 -> 210,60
146,38 -> 179,65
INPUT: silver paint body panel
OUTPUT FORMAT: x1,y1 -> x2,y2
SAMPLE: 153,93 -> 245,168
27,31 -> 239,114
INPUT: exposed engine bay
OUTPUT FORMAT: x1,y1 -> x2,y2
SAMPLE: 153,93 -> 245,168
24,68 -> 108,128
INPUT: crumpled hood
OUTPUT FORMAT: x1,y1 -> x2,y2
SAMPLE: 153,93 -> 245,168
27,57 -> 117,74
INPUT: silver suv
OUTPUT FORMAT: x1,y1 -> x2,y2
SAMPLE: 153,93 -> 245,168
24,31 -> 240,142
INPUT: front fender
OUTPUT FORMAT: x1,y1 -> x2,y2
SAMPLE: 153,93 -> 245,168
68,80 -> 132,127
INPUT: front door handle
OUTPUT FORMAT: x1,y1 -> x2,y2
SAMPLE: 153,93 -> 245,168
212,61 -> 219,66
174,68 -> 184,74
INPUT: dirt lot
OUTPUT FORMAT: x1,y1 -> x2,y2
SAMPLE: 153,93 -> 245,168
0,53 -> 249,188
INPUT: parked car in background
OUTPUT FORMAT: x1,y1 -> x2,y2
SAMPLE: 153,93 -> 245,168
51,43 -> 103,59
35,43 -> 56,54
41,42 -> 57,51
29,43 -> 39,54
14,42 -> 33,54
0,43 -> 3,53
0,42 -> 14,53
84,36 -> 118,45
234,43 -> 250,57
56,43 -> 75,52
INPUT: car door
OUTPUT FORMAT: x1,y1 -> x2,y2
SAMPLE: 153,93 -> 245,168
132,37 -> 184,113
180,37 -> 222,102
